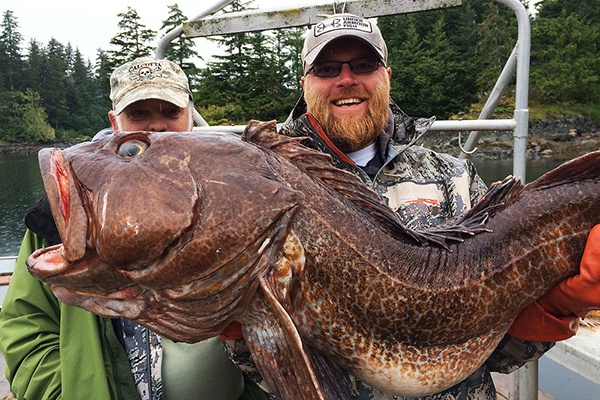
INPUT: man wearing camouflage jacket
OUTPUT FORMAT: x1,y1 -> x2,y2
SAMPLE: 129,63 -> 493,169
222,12 -> 600,400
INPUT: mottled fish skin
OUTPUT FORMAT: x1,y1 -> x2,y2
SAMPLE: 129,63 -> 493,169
27,121 -> 600,398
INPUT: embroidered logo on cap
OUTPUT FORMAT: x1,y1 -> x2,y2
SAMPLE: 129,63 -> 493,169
314,15 -> 373,37
128,62 -> 164,82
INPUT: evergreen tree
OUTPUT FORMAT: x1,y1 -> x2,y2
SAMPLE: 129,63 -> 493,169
0,10 -> 24,91
109,7 -> 156,67
379,1 -> 484,118
41,39 -> 69,134
0,88 -> 54,142
194,0 -> 306,122
160,3 -> 200,86
273,27 -> 304,107
244,31 -> 274,116
21,89 -> 55,141
67,49 -> 109,134
530,9 -> 600,104
194,0 -> 256,121
0,89 -> 20,141
64,43 -> 74,75
475,1 -> 517,95
24,39 -> 45,94
537,0 -> 600,25
95,48 -> 114,108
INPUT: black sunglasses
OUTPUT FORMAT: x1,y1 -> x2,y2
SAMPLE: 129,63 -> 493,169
305,56 -> 384,78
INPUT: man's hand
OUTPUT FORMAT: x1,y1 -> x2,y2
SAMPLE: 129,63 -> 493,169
508,225 -> 600,342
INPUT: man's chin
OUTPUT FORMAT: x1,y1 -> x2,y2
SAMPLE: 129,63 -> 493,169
330,105 -> 367,121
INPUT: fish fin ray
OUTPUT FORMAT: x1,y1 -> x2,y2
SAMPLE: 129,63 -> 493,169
241,277 -> 350,399
242,120 -> 505,249
307,349 -> 353,400
243,120 -> 433,247
416,176 -> 522,248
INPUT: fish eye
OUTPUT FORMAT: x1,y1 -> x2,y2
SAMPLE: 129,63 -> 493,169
118,139 -> 148,158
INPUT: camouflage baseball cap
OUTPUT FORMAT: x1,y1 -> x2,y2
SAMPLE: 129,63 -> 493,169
110,57 -> 192,115
302,13 -> 388,66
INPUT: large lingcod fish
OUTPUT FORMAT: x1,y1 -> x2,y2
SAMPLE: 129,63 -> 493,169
27,120 -> 600,399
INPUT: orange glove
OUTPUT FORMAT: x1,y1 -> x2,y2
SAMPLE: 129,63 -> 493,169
508,224 -> 600,342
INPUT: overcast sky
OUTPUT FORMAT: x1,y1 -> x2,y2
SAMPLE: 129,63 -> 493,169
4,0 -> 540,66
3,0 -> 293,65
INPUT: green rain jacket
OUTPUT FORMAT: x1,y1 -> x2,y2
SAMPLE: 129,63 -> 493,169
0,229 -> 140,400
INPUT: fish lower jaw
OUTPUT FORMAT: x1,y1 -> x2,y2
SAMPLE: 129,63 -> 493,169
26,244 -> 70,279
52,284 -> 143,299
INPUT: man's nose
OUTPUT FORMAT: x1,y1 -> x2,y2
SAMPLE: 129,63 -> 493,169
336,63 -> 358,86
148,115 -> 168,132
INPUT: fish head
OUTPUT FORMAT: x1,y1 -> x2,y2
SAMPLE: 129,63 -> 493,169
27,131 -> 200,290
27,129 -> 305,307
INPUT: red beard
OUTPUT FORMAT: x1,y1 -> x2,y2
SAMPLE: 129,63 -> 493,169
304,79 -> 390,153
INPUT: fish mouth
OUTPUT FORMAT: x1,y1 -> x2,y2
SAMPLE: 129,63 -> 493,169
26,244 -> 68,279
29,148 -> 134,293
27,243 -> 135,294
38,148 -> 89,263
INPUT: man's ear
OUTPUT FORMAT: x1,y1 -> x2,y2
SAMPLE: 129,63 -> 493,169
108,111 -> 119,132
301,75 -> 306,88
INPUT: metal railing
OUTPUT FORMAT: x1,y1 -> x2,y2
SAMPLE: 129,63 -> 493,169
154,0 -> 538,398
156,0 -> 531,181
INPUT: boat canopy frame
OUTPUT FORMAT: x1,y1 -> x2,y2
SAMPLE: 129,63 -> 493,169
155,3 -> 536,396
155,0 -> 530,183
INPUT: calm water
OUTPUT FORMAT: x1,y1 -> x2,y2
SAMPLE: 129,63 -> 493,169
0,153 -> 46,256
0,152 -> 570,257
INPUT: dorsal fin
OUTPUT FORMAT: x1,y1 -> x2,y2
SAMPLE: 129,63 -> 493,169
242,121 -> 423,242
241,120 -> 507,250
448,151 -> 600,242
423,176 -> 522,247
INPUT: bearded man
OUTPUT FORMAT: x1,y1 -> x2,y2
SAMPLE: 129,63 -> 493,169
223,13 -> 600,400
279,13 -> 484,229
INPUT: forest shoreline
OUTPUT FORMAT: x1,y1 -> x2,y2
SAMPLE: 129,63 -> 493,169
2,113 -> 599,160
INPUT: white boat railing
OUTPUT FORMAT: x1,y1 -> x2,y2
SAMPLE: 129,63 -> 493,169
0,256 -> 17,308
164,0 -> 531,183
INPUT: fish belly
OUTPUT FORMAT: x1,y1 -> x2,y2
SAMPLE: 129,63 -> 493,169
330,325 -> 508,396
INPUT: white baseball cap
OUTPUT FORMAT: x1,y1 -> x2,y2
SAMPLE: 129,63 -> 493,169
302,13 -> 388,66
110,57 -> 192,115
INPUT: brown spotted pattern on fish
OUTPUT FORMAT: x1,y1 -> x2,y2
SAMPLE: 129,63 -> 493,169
27,120 -> 600,398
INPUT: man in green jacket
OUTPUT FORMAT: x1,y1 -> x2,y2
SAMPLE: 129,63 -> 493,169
0,57 -> 266,400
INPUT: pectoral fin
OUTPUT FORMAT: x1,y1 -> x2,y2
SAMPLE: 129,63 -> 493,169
241,277 -> 350,400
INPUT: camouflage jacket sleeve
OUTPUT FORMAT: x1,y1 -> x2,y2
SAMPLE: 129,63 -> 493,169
485,334 -> 555,373
223,339 -> 278,398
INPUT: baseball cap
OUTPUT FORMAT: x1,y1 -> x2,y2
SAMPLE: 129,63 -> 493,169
302,13 -> 388,66
110,57 -> 192,115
